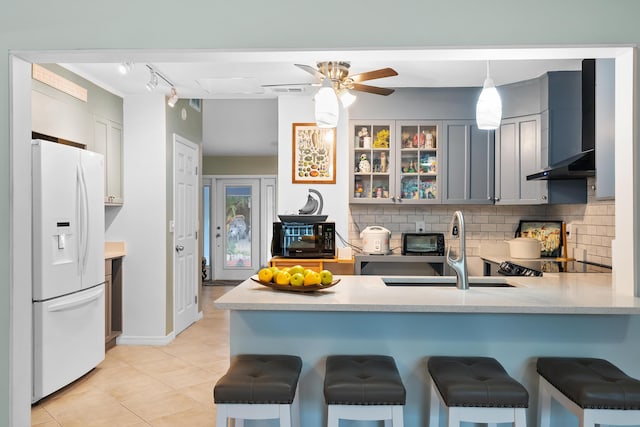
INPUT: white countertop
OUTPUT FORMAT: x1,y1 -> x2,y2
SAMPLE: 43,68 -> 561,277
214,274 -> 640,315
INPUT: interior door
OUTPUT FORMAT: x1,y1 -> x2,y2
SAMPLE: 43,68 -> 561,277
173,135 -> 199,335
214,179 -> 260,280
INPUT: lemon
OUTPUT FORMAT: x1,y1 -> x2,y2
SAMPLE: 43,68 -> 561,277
290,272 -> 305,286
288,265 -> 305,276
258,267 -> 273,283
303,271 -> 321,286
275,271 -> 291,285
319,269 -> 333,285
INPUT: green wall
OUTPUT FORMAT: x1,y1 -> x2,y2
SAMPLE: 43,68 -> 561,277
3,0 -> 640,424
203,156 -> 278,175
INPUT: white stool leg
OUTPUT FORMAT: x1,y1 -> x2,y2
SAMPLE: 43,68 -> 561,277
215,404 -> 228,427
579,411 -> 596,427
391,405 -> 404,426
429,381 -> 441,427
447,407 -> 460,427
514,408 -> 527,427
327,405 -> 339,427
538,377 -> 551,427
279,404 -> 291,427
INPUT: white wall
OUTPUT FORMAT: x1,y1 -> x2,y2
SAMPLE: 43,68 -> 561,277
105,95 -> 169,342
277,96 -> 349,244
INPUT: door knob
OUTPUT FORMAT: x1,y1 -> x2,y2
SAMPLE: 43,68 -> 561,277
175,245 -> 184,253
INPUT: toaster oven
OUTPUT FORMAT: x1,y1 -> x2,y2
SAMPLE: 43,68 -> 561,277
401,232 -> 445,256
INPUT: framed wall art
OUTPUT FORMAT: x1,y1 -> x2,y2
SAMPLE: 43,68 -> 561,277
292,123 -> 336,184
515,220 -> 563,257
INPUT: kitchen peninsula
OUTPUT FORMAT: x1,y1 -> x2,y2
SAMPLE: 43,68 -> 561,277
215,275 -> 640,427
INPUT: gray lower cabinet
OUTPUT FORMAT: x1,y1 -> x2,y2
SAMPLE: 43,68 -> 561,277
442,121 -> 494,204
495,115 -> 547,204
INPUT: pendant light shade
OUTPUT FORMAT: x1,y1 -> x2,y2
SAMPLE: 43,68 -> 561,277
314,78 -> 339,128
339,90 -> 357,108
476,62 -> 502,130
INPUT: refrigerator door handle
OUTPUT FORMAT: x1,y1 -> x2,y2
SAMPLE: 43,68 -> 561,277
76,166 -> 84,275
47,286 -> 104,312
77,164 -> 90,273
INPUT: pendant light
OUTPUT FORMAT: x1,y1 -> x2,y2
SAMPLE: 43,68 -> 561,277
314,77 -> 339,128
476,61 -> 502,130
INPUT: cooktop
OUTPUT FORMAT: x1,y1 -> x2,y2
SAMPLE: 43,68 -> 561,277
498,259 -> 612,276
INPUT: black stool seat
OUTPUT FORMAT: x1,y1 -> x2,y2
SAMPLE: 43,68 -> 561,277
324,355 -> 406,405
214,354 -> 302,404
428,356 -> 529,408
537,357 -> 640,410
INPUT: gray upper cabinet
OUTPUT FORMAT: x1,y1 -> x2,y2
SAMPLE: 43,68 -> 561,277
496,71 -> 586,204
442,121 -> 494,204
495,115 -> 546,204
595,59 -> 615,200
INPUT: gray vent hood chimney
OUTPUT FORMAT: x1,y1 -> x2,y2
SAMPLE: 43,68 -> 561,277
527,59 -> 596,181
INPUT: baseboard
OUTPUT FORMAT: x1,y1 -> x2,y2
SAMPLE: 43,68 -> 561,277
197,310 -> 203,321
116,332 -> 176,346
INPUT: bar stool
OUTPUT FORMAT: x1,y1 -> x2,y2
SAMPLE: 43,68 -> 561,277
324,355 -> 406,426
537,357 -> 640,427
428,356 -> 529,427
213,354 -> 302,427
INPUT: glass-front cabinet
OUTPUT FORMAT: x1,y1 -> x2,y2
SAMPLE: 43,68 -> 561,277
350,120 -> 441,204
397,121 -> 440,203
351,121 -> 395,202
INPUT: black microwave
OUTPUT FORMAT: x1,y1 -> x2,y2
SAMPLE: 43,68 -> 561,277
401,232 -> 445,256
271,222 -> 336,258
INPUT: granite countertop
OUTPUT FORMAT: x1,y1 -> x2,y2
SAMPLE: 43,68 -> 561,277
105,241 -> 126,259
214,273 -> 640,315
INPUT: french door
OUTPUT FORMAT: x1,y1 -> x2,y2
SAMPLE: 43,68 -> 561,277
213,178 -> 276,280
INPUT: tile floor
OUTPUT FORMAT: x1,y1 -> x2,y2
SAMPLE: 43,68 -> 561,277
31,285 -> 235,426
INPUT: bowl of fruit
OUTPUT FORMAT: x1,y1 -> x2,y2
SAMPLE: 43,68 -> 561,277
252,265 -> 340,292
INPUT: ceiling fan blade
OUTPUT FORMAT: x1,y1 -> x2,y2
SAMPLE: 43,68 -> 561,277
350,67 -> 398,83
295,64 -> 325,80
352,83 -> 395,96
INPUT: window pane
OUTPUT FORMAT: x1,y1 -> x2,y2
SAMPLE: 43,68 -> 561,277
225,185 -> 251,268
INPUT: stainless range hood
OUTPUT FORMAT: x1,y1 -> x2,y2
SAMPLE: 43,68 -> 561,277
527,59 -> 596,181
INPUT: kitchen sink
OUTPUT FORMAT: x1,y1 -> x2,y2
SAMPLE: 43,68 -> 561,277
382,276 -> 516,288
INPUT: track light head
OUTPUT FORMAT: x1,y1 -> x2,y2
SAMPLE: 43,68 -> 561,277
167,87 -> 179,108
146,71 -> 158,92
118,62 -> 133,75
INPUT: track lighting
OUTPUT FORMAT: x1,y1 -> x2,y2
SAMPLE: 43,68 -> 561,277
118,62 -> 133,75
146,70 -> 158,92
167,87 -> 179,108
314,77 -> 339,128
476,61 -> 502,130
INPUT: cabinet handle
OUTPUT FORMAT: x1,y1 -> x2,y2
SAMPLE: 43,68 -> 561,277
542,195 -> 548,201
495,197 -> 500,202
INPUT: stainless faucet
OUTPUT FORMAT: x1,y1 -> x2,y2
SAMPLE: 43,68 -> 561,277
446,210 -> 469,290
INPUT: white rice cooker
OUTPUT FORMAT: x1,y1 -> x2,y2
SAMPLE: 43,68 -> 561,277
361,226 -> 391,255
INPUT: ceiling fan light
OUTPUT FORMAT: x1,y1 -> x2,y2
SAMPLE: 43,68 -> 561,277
339,90 -> 357,108
167,87 -> 179,108
314,78 -> 339,128
476,62 -> 502,130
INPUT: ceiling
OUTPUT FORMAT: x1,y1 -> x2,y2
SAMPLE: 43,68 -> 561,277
53,47 -> 617,156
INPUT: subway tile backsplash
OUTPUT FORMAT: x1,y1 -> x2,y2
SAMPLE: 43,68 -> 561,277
348,178 -> 614,266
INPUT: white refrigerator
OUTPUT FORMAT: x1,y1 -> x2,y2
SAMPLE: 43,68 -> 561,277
32,139 -> 106,402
